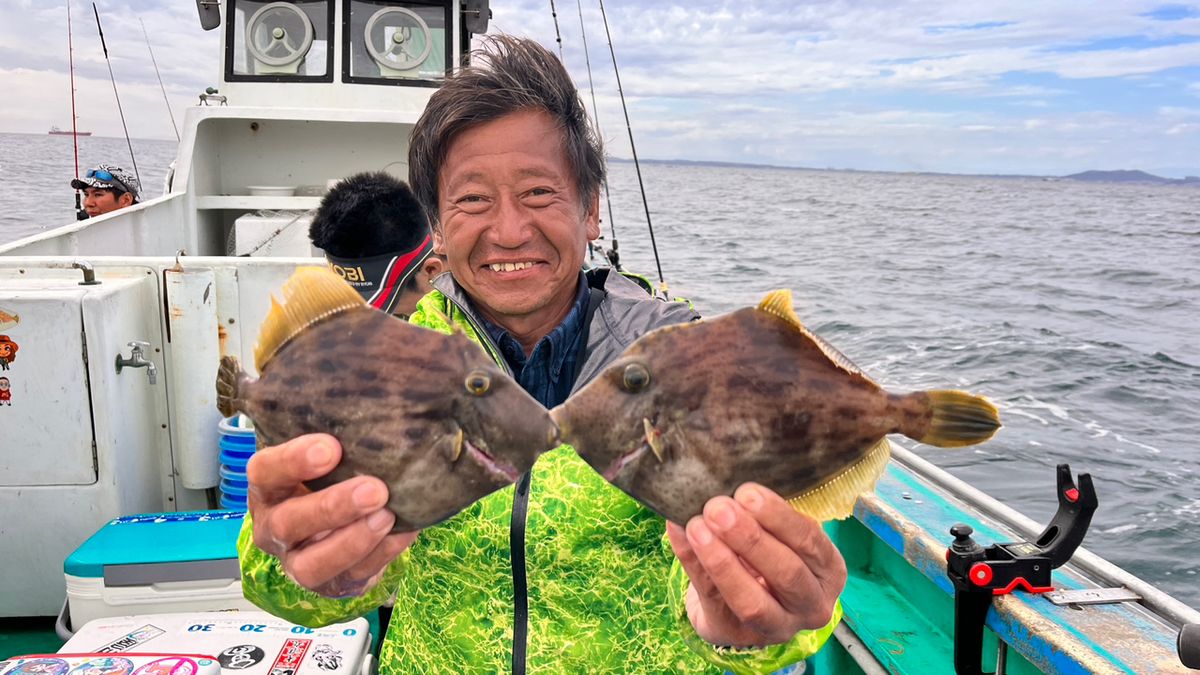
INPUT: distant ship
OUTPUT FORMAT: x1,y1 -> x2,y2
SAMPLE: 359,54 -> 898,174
48,126 -> 91,136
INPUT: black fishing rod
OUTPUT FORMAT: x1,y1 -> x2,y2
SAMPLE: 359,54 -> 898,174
547,0 -> 564,60
141,17 -> 179,142
92,2 -> 141,187
576,0 -> 621,270
67,0 -> 87,220
596,0 -> 666,291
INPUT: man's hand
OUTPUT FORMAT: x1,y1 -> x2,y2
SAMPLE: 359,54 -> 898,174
246,433 -> 419,599
666,482 -> 847,648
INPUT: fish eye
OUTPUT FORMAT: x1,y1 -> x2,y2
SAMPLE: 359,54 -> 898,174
465,371 -> 491,396
621,363 -> 651,392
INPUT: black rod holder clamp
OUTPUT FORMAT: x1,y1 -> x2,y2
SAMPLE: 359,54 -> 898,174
946,464 -> 1098,675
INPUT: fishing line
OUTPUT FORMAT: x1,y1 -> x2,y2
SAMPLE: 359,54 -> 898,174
596,0 -> 666,291
141,17 -> 179,142
92,3 -> 141,188
576,0 -> 621,270
66,0 -> 86,220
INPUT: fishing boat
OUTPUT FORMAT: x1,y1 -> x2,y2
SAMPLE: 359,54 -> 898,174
48,126 -> 92,136
1,1 -> 1197,672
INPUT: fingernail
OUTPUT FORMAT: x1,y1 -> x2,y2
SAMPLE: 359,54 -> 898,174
736,485 -> 764,513
689,520 -> 713,546
307,442 -> 333,466
353,482 -> 382,510
709,501 -> 736,531
367,509 -> 393,532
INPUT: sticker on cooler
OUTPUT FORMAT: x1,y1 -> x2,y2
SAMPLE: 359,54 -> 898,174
0,655 -> 219,675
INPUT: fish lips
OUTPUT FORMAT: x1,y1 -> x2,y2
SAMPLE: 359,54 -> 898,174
553,405 -> 658,483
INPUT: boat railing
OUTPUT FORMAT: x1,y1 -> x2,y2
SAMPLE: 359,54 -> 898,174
891,444 -> 1200,629
0,193 -> 194,258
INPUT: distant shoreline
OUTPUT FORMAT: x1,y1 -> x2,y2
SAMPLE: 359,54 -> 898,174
4,131 -> 1195,186
610,157 -> 1200,186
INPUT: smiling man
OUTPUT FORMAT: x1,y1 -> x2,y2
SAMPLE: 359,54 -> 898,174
70,163 -> 140,218
238,35 -> 845,674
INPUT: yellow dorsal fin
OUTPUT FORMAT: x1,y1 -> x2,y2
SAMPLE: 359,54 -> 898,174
253,266 -> 365,370
757,289 -> 872,381
787,438 -> 892,521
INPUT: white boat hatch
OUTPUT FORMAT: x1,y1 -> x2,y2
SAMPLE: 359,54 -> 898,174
0,265 -> 173,616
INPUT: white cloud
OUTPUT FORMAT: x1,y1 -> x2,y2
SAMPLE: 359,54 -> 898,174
2,0 -> 1197,175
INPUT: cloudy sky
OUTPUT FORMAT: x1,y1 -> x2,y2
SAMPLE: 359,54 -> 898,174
2,1 -> 1199,176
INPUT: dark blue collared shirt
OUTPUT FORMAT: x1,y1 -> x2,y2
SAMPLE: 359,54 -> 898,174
475,273 -> 591,409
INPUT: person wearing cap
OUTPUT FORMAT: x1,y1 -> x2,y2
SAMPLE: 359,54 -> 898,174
309,171 -> 445,320
70,163 -> 141,218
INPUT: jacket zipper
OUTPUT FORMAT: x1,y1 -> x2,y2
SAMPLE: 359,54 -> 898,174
438,295 -> 531,675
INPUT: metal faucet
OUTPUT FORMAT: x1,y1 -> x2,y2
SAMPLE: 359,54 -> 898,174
115,341 -> 158,384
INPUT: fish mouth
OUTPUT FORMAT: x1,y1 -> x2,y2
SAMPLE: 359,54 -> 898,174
602,416 -> 665,482
465,438 -> 522,483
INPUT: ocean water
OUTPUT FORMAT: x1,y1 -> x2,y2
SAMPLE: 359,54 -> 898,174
2,132 -> 1198,609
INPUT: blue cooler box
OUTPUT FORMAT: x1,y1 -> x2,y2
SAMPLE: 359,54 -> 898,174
62,510 -> 257,634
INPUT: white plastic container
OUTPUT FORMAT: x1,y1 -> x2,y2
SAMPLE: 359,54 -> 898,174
62,511 -> 257,634
63,572 -> 256,633
61,611 -> 373,675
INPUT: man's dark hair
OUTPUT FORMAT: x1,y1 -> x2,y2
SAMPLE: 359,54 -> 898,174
408,34 -> 605,228
309,171 -> 428,257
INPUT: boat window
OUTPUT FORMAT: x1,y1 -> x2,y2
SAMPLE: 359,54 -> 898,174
343,0 -> 450,86
226,0 -> 334,81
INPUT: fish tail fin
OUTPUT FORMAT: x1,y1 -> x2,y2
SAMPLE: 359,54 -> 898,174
788,438 -> 891,521
908,390 -> 1001,448
216,355 -> 246,418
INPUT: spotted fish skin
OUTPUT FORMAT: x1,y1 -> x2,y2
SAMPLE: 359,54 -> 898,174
551,291 -> 1000,525
217,268 -> 559,532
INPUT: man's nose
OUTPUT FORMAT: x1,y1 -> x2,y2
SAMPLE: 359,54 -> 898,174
486,195 -> 535,247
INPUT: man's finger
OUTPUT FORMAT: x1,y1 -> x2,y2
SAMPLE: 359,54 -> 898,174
247,434 -> 342,504
686,511 -> 790,638
735,483 -> 845,586
259,474 -> 390,550
283,508 -> 397,591
341,531 -> 420,583
712,490 -> 827,619
669,520 -> 724,605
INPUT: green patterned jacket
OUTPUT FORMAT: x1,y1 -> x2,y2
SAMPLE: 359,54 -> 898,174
237,269 -> 842,673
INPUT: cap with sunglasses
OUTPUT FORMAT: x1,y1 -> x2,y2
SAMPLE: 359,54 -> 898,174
71,164 -> 141,200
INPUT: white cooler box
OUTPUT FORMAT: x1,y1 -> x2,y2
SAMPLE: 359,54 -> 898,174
61,611 -> 373,675
62,511 -> 256,634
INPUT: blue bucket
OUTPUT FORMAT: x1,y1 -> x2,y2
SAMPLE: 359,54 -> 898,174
219,492 -> 246,510
218,415 -> 256,510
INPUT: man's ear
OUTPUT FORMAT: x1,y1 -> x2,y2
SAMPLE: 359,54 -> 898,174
118,192 -> 135,207
422,256 -> 445,279
585,192 -> 601,241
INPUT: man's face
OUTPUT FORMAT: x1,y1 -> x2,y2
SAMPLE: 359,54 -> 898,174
435,109 -> 600,337
82,186 -> 132,217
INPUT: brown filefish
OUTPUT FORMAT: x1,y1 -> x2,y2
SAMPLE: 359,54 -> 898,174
216,266 -> 559,531
551,289 -> 1001,525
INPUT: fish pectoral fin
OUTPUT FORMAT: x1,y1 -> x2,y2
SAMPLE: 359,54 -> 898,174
787,438 -> 892,521
643,417 -> 665,462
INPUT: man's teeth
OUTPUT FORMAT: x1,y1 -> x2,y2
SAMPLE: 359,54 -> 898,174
489,262 -> 535,272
